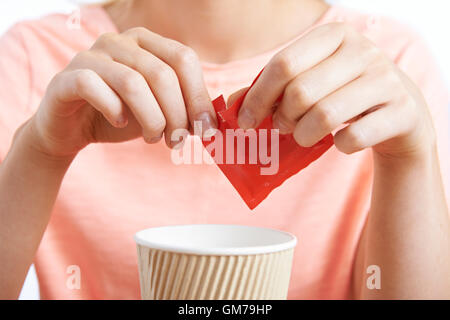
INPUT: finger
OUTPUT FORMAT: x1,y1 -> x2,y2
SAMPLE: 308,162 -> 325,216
238,23 -> 348,129
227,87 -> 249,107
291,71 -> 395,146
333,101 -> 414,154
71,51 -> 166,143
124,28 -> 217,137
273,36 -> 380,134
93,33 -> 188,148
50,69 -> 127,128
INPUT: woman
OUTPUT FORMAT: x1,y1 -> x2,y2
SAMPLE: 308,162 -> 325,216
0,0 -> 449,299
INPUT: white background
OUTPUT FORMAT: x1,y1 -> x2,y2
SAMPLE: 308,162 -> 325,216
0,0 -> 447,300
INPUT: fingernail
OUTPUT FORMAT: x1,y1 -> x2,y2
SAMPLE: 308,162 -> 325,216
150,136 -> 162,143
238,108 -> 256,129
194,112 -> 217,139
115,115 -> 128,128
145,134 -> 162,144
272,113 -> 291,134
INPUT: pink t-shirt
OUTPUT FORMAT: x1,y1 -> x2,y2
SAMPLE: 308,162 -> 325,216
0,5 -> 448,299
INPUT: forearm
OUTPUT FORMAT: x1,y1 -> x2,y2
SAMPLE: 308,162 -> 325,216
355,147 -> 450,299
0,120 -> 74,299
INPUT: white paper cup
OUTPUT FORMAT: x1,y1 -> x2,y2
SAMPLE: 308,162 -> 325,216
134,224 -> 297,300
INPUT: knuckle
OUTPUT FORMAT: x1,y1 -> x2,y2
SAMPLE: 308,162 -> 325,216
287,81 -> 313,107
173,45 -> 199,67
314,103 -> 337,130
95,32 -> 119,47
360,41 -> 381,62
270,53 -> 296,79
72,50 -> 94,64
120,72 -> 146,95
151,64 -> 178,87
129,27 -> 147,34
74,69 -> 96,94
124,27 -> 148,37
48,72 -> 65,94
51,71 -> 65,84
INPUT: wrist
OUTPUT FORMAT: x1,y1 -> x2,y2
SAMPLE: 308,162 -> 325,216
372,142 -> 440,192
373,118 -> 437,169
373,146 -> 437,174
9,118 -> 76,170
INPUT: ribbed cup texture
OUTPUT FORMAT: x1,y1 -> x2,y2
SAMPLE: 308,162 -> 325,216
136,245 -> 294,300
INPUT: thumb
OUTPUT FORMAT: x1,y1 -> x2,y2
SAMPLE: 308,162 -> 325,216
227,87 -> 249,108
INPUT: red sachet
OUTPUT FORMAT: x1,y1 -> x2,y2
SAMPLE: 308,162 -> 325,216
203,78 -> 334,210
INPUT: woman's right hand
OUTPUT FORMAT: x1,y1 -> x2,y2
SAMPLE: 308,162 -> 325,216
25,27 -> 217,158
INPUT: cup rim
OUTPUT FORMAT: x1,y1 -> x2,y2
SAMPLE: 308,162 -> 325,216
134,224 -> 297,256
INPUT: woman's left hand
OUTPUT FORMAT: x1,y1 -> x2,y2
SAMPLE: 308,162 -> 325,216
237,22 -> 436,160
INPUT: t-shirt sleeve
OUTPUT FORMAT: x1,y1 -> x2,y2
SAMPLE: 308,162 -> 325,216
396,33 -> 450,204
0,23 -> 33,161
